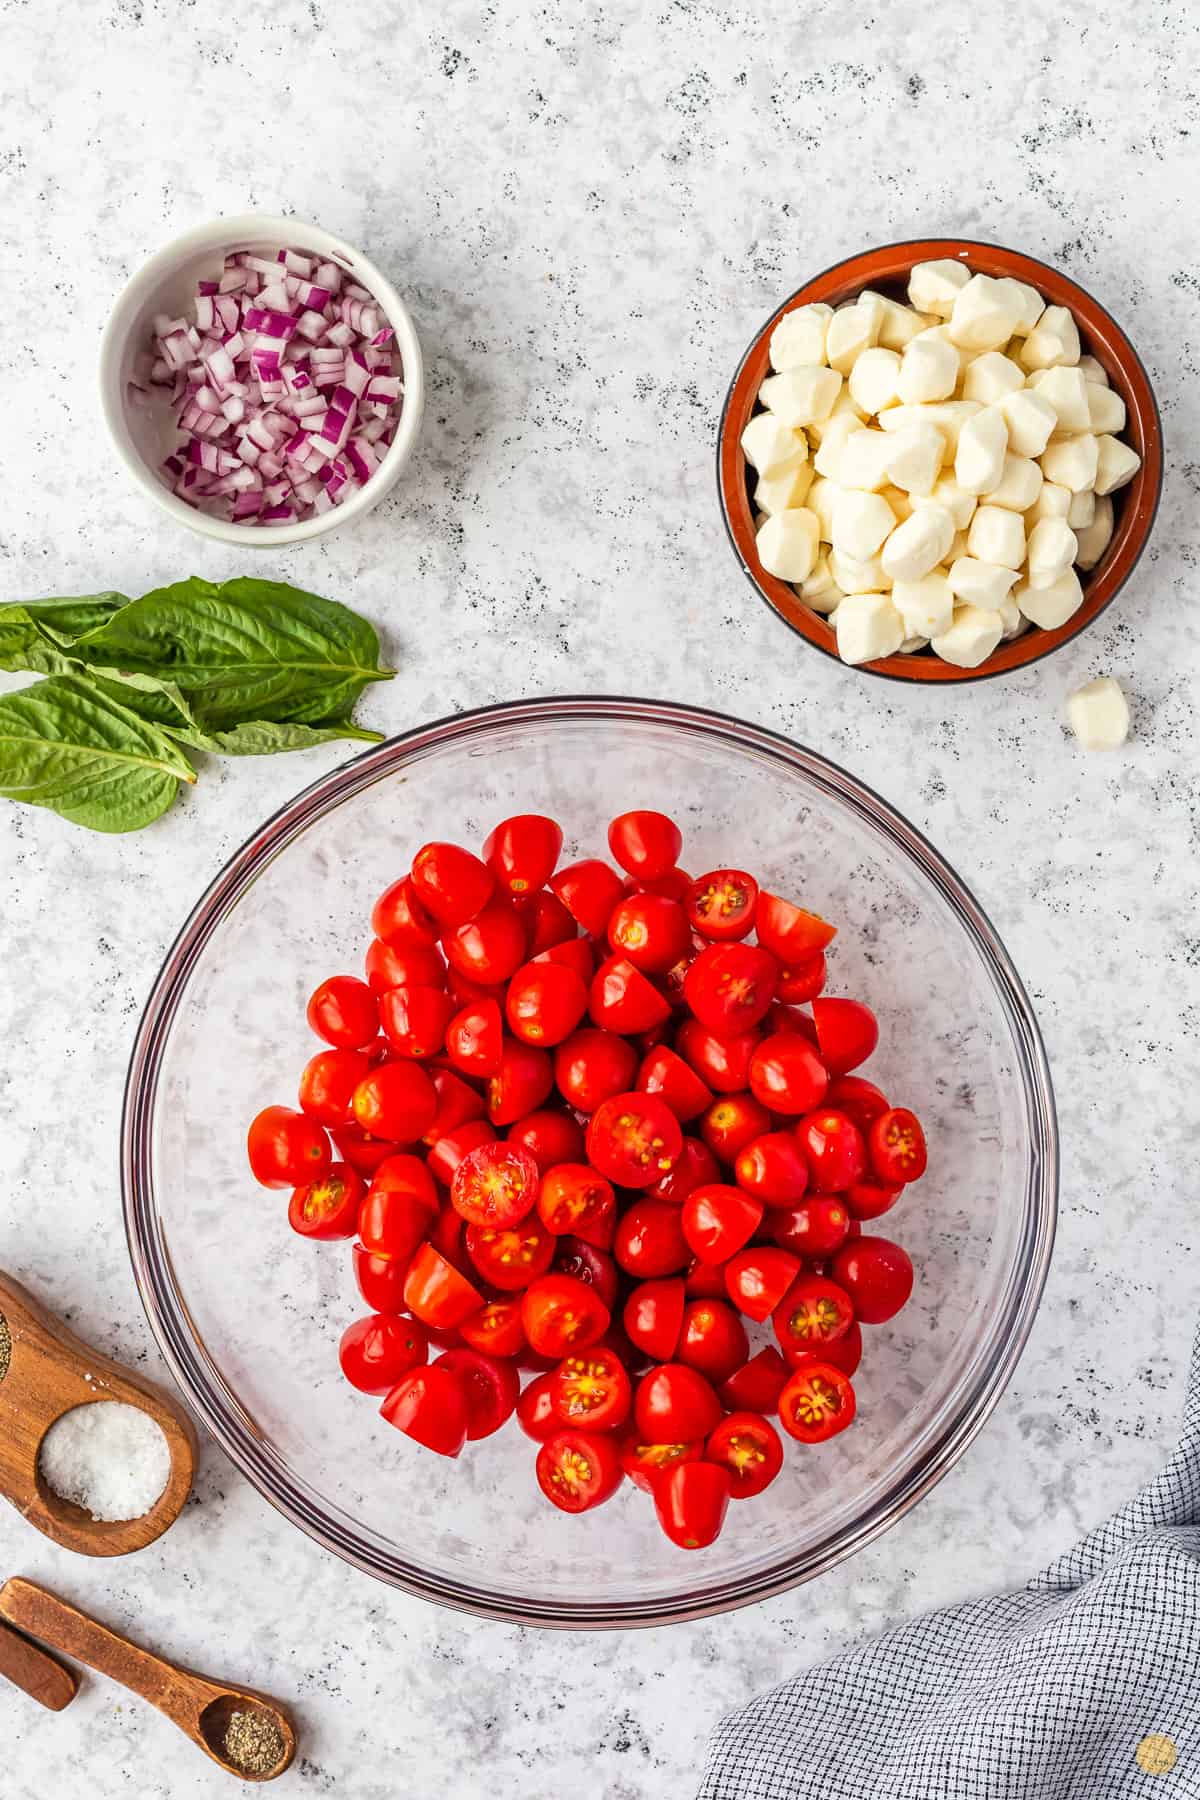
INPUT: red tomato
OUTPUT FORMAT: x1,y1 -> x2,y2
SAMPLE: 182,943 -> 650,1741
613,1199 -> 690,1277
352,1243 -> 409,1313
588,954 -> 672,1035
868,1108 -> 928,1185
298,1048 -> 370,1126
435,1347 -> 520,1439
685,868 -> 758,943
652,1460 -> 730,1548
552,1239 -> 620,1313
681,1183 -> 763,1264
248,1106 -> 331,1188
306,975 -> 380,1049
514,887 -> 576,954
410,841 -> 494,927
549,1346 -> 631,1432
755,891 -> 837,961
844,1181 -> 902,1222
483,814 -> 563,895
516,1372 -> 561,1442
538,1164 -> 616,1245
778,1362 -> 856,1444
332,1125 -> 398,1179
381,1365 -> 468,1457
775,953 -> 828,1004
648,1136 -> 721,1204
379,985 -> 456,1059
287,1163 -> 364,1240
403,1242 -> 484,1329
634,1362 -> 722,1442
554,1027 -> 638,1113
718,1344 -> 790,1413
832,1236 -> 914,1323
685,1257 -> 727,1298
606,894 -> 691,974
677,1298 -> 748,1384
790,1319 -> 863,1378
723,1247 -> 802,1322
441,902 -> 526,988
451,1140 -> 539,1228
662,947 -> 699,1009
734,1131 -> 810,1206
625,866 -> 693,901
425,1118 -> 497,1186
674,1018 -> 760,1094
587,1093 -> 683,1189
607,810 -> 683,881
797,1110 -> 867,1192
772,1275 -> 855,1360
521,1273 -> 611,1357
706,1411 -> 784,1499
443,999 -> 503,1078
684,943 -> 778,1034
826,1075 -> 891,1133
533,937 -> 594,982
339,1314 -> 429,1394
460,1298 -> 526,1358
364,939 -> 446,995
622,1277 -> 686,1361
550,858 -> 625,936
769,1195 -> 851,1258
536,1429 -> 623,1513
748,1034 -> 829,1115
766,1002 -> 820,1042
360,1161 -> 436,1259
446,968 -> 507,1010
507,1109 -> 585,1172
371,874 -> 439,949
429,1198 -> 470,1274
351,1063 -> 437,1143
487,1041 -> 553,1126
636,1045 -> 712,1123
699,1093 -> 772,1163
506,961 -> 589,1046
811,996 -> 879,1075
619,1434 -> 703,1494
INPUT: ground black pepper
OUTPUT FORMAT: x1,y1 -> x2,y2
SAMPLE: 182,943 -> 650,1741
222,1708 -> 286,1776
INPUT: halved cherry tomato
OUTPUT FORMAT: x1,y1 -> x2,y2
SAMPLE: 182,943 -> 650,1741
451,1138 -> 540,1228
634,1362 -> 722,1441
288,1162 -> 364,1239
662,948 -> 699,1009
778,1362 -> 856,1444
718,1344 -> 790,1413
403,1242 -> 484,1328
425,1118 -> 497,1186
505,961 -> 589,1046
516,1372 -> 560,1442
521,1273 -> 611,1357
588,954 -> 672,1035
410,841 -> 494,927
844,1180 -> 902,1222
533,937 -> 594,983
552,1238 -> 620,1312
381,1364 -> 468,1456
685,1257 -> 728,1298
306,975 -> 380,1049
681,1183 -> 763,1264
487,1042 -> 553,1126
622,1277 -> 686,1362
706,1411 -> 783,1498
536,1428 -> 623,1513
538,1164 -> 616,1245
772,1275 -> 854,1360
351,1063 -> 438,1143
359,1159 -> 436,1259
723,1247 -> 802,1322
483,814 -> 563,896
648,1136 -> 722,1204
636,1045 -> 712,1123
826,1075 -> 891,1133
429,1199 -> 470,1275
797,1109 -> 867,1192
677,1298 -> 748,1385
748,1033 -> 829,1115
674,1018 -> 760,1094
554,1027 -> 638,1113
364,939 -> 446,995
371,874 -> 439,949
460,1298 -> 526,1359
507,1109 -> 585,1172
832,1236 -> 914,1323
332,1124 -> 398,1179
684,943 -> 778,1034
248,1106 -> 331,1188
443,904 -> 526,990
298,1048 -> 371,1126
619,1434 -> 703,1494
339,1314 -> 429,1394
755,891 -> 837,961
769,1194 -> 851,1258
607,810 -> 683,881
379,985 -> 456,1059
625,866 -> 693,901
443,998 -> 503,1078
699,1093 -> 772,1163
789,1319 -> 863,1378
686,868 -> 758,943
811,996 -> 879,1075
435,1347 -> 520,1439
652,1460 -> 730,1548
607,894 -> 691,974
514,887 -> 576,954
587,1093 -> 683,1189
352,1242 -> 409,1313
549,1346 -> 631,1432
734,1131 -> 810,1206
550,859 -> 625,936
868,1108 -> 928,1185
613,1199 -> 689,1278
775,953 -> 828,1003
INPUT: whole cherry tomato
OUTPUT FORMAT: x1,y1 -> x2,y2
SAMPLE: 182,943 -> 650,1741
606,894 -> 691,974
443,901 -> 528,986
371,875 -> 439,949
364,939 -> 446,996
587,1093 -> 683,1189
352,1243 -> 409,1313
514,887 -> 576,954
298,1048 -> 370,1126
734,1131 -> 810,1206
506,1108 -> 583,1172
549,1346 -> 632,1432
723,1247 -> 802,1322
588,954 -> 672,1035
684,943 -> 778,1034
516,1371 -> 561,1442
868,1108 -> 928,1185
444,998 -> 503,1077
634,1362 -> 722,1441
648,1136 -> 721,1204
825,1074 -> 891,1132
379,985 -> 456,1059
685,868 -> 758,943
772,1275 -> 855,1361
811,996 -> 879,1075
622,1277 -> 686,1361
451,1140 -> 540,1228
775,953 -> 828,1004
435,1347 -> 520,1439
699,1093 -> 772,1163
536,1429 -> 624,1513
425,1118 -> 496,1187
778,1362 -> 857,1444
306,975 -> 380,1049
844,1180 -> 902,1222
460,1298 -> 527,1359
619,1434 -> 703,1494
521,1273 -> 611,1357
549,859 -> 625,936
769,1194 -> 851,1258
613,1199 -> 690,1278
552,1238 -> 620,1313
287,1162 -> 364,1239
831,1236 -> 914,1323
487,1041 -> 553,1126
718,1344 -> 790,1413
652,1460 -> 730,1548
554,1027 -> 638,1113
607,810 -> 683,881
403,1242 -> 484,1329
674,1018 -> 760,1094
410,841 -> 494,927
351,1063 -> 437,1143
248,1106 -> 331,1188
339,1314 -> 429,1394
706,1411 -> 783,1499
681,1183 -> 763,1264
636,1045 -> 712,1123
755,891 -> 837,961
747,1033 -> 829,1115
537,1165 -> 616,1245
677,1298 -> 749,1385
483,814 -> 563,895
797,1109 -> 867,1192
381,1365 -> 468,1457
506,961 -> 589,1046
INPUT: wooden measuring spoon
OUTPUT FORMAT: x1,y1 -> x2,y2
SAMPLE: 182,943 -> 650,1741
0,1270 -> 197,1555
0,1616 -> 79,1710
0,1579 -> 296,1781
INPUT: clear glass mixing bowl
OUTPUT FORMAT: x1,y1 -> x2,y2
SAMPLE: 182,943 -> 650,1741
123,698 -> 1057,1627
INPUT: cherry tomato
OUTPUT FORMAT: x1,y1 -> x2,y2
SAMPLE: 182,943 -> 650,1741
459,1296 -> 526,1358
755,891 -> 837,961
734,1131 -> 810,1206
403,1242 -> 484,1329
533,937 -> 594,983
552,1238 -> 619,1313
607,809 -> 682,881
548,1346 -> 631,1432
410,840 -> 494,927
381,1365 -> 468,1457
554,1027 -> 638,1113
674,1018 -> 760,1094
706,1411 -> 783,1499
718,1344 -> 790,1413
635,1045 -> 712,1123
443,998 -> 503,1078
536,1428 -> 623,1513
606,894 -> 691,974
442,901 -> 527,987
677,1298 -> 749,1384
587,1093 -> 683,1189
772,1275 -> 855,1360
451,1140 -> 539,1228
652,1460 -> 730,1548
622,1276 -> 686,1361
868,1108 -> 928,1185
516,1372 -> 561,1442
425,1117 -> 497,1186
248,1106 -> 331,1188
306,975 -> 380,1049
619,1434 -> 703,1494
352,1243 -> 409,1313
332,1125 -> 398,1179
507,1109 -> 585,1172
589,954 -> 672,1035
446,968 -> 507,1010
778,1362 -> 856,1444
832,1236 -> 914,1323
844,1181 -> 902,1222
483,814 -> 563,895
681,1183 -> 763,1264
634,1362 -> 722,1441
550,858 -> 625,936
538,1164 -> 616,1245
809,997 -> 877,1076
685,868 -> 758,943
339,1314 -> 429,1394
685,1257 -> 727,1298
360,1160 -> 436,1259
429,1198 -> 471,1273
298,1048 -> 370,1126
766,1001 -> 820,1042
797,1109 -> 867,1193
699,1093 -> 772,1164
435,1347 -> 520,1439
648,1136 -> 721,1204
775,953 -> 828,1004
625,866 -> 693,901
662,947 -> 699,1008
514,887 -> 576,954
521,1273 -> 611,1357
379,985 -> 456,1060
613,1199 -> 689,1277
789,1319 -> 863,1378
287,1162 -> 364,1239
723,1247 -> 802,1321
684,943 -> 778,1034
748,1033 -> 829,1115
826,1075 -> 891,1133
506,961 -> 589,1046
351,1062 -> 437,1143
487,1042 -> 553,1126
769,1195 -> 851,1258
364,939 -> 446,995
371,874 -> 439,949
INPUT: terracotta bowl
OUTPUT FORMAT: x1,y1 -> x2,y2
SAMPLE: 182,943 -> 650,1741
717,239 -> 1163,683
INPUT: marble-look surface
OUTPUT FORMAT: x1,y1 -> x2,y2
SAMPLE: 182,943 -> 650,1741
2,2 -> 1197,1794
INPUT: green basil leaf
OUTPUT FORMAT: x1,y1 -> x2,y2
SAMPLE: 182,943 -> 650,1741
167,717 -> 384,756
0,594 -> 130,675
0,675 -> 196,834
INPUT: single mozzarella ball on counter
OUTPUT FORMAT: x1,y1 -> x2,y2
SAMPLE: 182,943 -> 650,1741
1067,676 -> 1130,749
860,290 -> 936,350
795,554 -> 843,613
881,503 -> 955,582
1094,433 -> 1141,495
769,303 -> 834,370
835,592 -> 906,664
879,400 -> 980,454
1086,383 -> 1126,434
892,571 -> 954,639
741,412 -> 808,476
1000,387 -> 1057,458
756,508 -> 821,581
885,421 -> 945,495
915,476 -> 977,531
830,546 -> 890,593
967,504 -> 1026,569
813,413 -> 867,478
827,298 -> 883,373
755,461 -> 814,516
1067,487 -> 1096,530
1075,493 -> 1114,569
948,556 -> 1020,609
955,406 -> 1009,494
831,489 -> 896,559
962,351 -> 1026,405
849,346 -> 902,415
758,366 -> 843,427
1039,366 -> 1092,435
1015,566 -> 1083,629
948,274 -> 1025,352
1026,516 -> 1078,588
1040,432 -> 1099,492
996,277 -> 1045,337
837,428 -> 897,491
930,604 -> 1005,668
898,331 -> 960,403
1019,304 -> 1081,370
983,452 -> 1042,513
908,258 -> 970,317
1028,480 -> 1072,523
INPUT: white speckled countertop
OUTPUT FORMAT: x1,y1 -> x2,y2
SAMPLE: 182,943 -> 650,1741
2,2 -> 1198,1794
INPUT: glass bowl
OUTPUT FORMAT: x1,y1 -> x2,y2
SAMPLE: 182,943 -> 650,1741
123,697 -> 1057,1627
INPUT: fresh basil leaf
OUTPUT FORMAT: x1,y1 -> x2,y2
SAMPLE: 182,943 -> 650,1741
169,717 -> 384,755
0,675 -> 196,834
0,594 -> 130,675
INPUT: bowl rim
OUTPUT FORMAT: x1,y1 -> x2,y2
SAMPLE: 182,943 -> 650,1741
717,237 -> 1164,684
122,694 -> 1058,1627
98,212 -> 425,548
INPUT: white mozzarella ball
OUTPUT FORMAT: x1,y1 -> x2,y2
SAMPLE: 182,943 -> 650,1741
1094,434 -> 1142,496
1000,387 -> 1057,458
948,556 -> 1021,608
878,400 -> 981,454
796,553 -> 843,613
769,304 -> 834,371
830,547 -> 890,593
805,475 -> 841,542
1086,383 -> 1126,434
948,274 -> 1024,352
1016,567 -> 1084,628
756,508 -> 821,581
1077,354 -> 1109,386
881,503 -> 955,582
915,477 -> 977,530
908,259 -> 971,317
1039,365 -> 1092,434
837,428 -> 897,491
1067,676 -> 1130,749
813,413 -> 868,479
930,604 -> 1005,668
955,405 -> 1009,494
1040,432 -> 1099,492
892,571 -> 954,639
755,461 -> 814,516
1067,487 -> 1096,530
983,452 -> 1042,513
1026,516 -> 1078,588
1075,493 -> 1114,569
831,489 -> 897,559
967,504 -> 1026,569
962,351 -> 1026,405
758,366 -> 843,427
806,388 -> 867,446
898,332 -> 960,403
1027,480 -> 1072,524
741,411 -> 808,476
835,592 -> 906,665
884,421 -> 945,495
826,299 -> 883,374
859,290 -> 937,349
848,346 -> 902,415
1018,304 -> 1081,370
996,593 -> 1026,639
996,277 -> 1045,337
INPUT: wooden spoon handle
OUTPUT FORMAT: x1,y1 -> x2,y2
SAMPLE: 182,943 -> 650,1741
0,1616 -> 78,1711
0,1579 -> 202,1720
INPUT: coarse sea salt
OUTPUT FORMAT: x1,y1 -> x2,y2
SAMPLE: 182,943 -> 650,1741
39,1401 -> 171,1522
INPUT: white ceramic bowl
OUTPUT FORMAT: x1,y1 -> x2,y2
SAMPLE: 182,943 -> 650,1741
98,214 -> 424,547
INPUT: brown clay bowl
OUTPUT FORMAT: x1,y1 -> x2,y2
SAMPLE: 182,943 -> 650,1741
717,238 -> 1163,683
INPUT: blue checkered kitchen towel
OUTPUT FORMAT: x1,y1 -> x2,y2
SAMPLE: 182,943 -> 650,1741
699,1327 -> 1200,1798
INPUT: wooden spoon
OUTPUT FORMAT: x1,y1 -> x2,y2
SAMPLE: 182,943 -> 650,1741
0,1270 -> 196,1555
0,1616 -> 78,1710
0,1579 -> 296,1781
